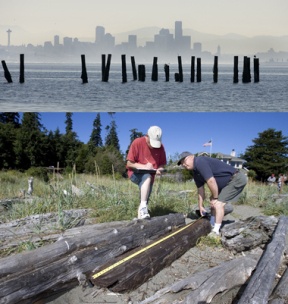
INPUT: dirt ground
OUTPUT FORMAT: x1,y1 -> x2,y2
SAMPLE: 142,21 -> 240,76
45,205 -> 268,304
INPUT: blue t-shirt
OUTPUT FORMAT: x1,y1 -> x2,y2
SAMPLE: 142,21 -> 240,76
193,156 -> 237,192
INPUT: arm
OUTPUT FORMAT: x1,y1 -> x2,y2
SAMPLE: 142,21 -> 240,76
126,160 -> 154,170
198,186 -> 207,216
206,176 -> 220,208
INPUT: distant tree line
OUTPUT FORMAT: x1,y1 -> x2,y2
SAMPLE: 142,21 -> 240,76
0,112 -> 144,177
0,112 -> 287,182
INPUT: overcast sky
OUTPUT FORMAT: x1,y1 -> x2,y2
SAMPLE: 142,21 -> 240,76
1,0 -> 288,45
35,112 -> 288,160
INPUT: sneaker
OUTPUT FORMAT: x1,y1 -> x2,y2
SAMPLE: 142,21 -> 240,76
138,206 -> 150,219
208,230 -> 220,237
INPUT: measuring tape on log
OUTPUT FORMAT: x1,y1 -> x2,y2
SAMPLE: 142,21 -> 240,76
91,218 -> 203,279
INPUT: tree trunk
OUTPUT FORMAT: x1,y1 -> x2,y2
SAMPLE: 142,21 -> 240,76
0,213 -> 185,304
91,218 -> 211,292
238,216 -> 288,304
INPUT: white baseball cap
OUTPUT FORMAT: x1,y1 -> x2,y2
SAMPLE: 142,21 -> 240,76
148,126 -> 162,148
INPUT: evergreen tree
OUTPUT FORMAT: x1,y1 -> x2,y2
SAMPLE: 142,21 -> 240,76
65,112 -> 73,134
14,113 -> 46,169
88,113 -> 103,152
125,128 -> 144,155
0,112 -> 20,127
63,113 -> 81,170
105,119 -> 120,151
0,121 -> 18,169
243,128 -> 288,181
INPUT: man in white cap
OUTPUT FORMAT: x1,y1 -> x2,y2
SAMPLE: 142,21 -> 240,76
126,126 -> 167,219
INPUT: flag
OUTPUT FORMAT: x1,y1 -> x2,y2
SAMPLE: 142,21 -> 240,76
203,140 -> 212,147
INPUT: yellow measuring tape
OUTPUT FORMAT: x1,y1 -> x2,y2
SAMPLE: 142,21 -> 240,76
92,219 -> 198,279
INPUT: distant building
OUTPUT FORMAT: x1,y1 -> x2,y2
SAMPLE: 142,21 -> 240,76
95,26 -> 105,43
193,42 -> 202,54
216,150 -> 246,169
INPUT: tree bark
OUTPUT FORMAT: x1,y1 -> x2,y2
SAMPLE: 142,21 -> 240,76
238,216 -> 288,304
0,213 -> 185,304
139,254 -> 260,304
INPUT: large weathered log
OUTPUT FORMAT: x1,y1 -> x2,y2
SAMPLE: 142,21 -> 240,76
0,209 -> 92,250
139,254 -> 260,304
238,216 -> 288,304
0,213 -> 185,304
269,266 -> 288,304
90,218 -> 211,292
221,215 -> 278,253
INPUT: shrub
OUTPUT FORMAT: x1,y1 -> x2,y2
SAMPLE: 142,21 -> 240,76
25,167 -> 49,182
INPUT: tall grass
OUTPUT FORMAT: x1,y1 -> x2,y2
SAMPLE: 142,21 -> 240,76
0,172 -> 287,225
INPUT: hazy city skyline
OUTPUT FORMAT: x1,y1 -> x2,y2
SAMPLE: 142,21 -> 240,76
1,0 -> 287,46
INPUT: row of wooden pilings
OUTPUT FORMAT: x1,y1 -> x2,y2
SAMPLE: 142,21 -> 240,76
1,53 -> 260,84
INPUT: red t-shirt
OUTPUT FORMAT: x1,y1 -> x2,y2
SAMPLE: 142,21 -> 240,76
126,136 -> 167,181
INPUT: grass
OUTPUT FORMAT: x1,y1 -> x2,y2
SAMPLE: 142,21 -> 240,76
0,171 -> 287,255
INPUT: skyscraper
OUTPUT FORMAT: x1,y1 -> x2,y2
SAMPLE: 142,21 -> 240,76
175,21 -> 182,42
95,26 -> 105,43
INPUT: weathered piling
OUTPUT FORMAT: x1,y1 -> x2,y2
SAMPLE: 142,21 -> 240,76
138,64 -> 146,82
104,54 -> 112,82
151,57 -> 158,81
19,54 -> 25,83
190,56 -> 195,82
233,56 -> 239,83
242,56 -> 251,83
177,56 -> 183,82
131,56 -> 137,81
121,54 -> 127,83
80,54 -> 88,84
174,73 -> 179,82
164,64 -> 169,82
197,58 -> 201,82
254,57 -> 260,83
213,56 -> 218,83
101,54 -> 106,82
1,60 -> 13,83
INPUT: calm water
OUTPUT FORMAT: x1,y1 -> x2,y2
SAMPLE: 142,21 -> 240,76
0,62 -> 287,111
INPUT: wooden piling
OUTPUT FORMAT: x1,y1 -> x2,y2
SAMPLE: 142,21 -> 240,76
138,65 -> 146,82
190,56 -> 195,83
164,64 -> 169,82
213,56 -> 218,83
104,54 -> 112,82
101,54 -> 106,82
174,73 -> 180,82
196,58 -> 201,82
1,60 -> 13,83
131,56 -> 137,81
233,56 -> 239,83
177,56 -> 183,82
80,54 -> 88,84
121,54 -> 127,83
19,54 -> 25,83
242,56 -> 251,83
151,57 -> 158,81
254,57 -> 260,83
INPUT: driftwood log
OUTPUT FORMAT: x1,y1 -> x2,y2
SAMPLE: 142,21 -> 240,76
0,213 -> 186,304
140,216 -> 288,304
221,215 -> 279,252
139,254 -> 261,304
90,217 -> 211,292
238,216 -> 288,304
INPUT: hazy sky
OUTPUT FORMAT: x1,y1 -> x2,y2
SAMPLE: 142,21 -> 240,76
1,0 -> 288,45
35,112 -> 288,160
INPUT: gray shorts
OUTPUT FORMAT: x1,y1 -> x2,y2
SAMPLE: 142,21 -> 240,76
219,171 -> 247,203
